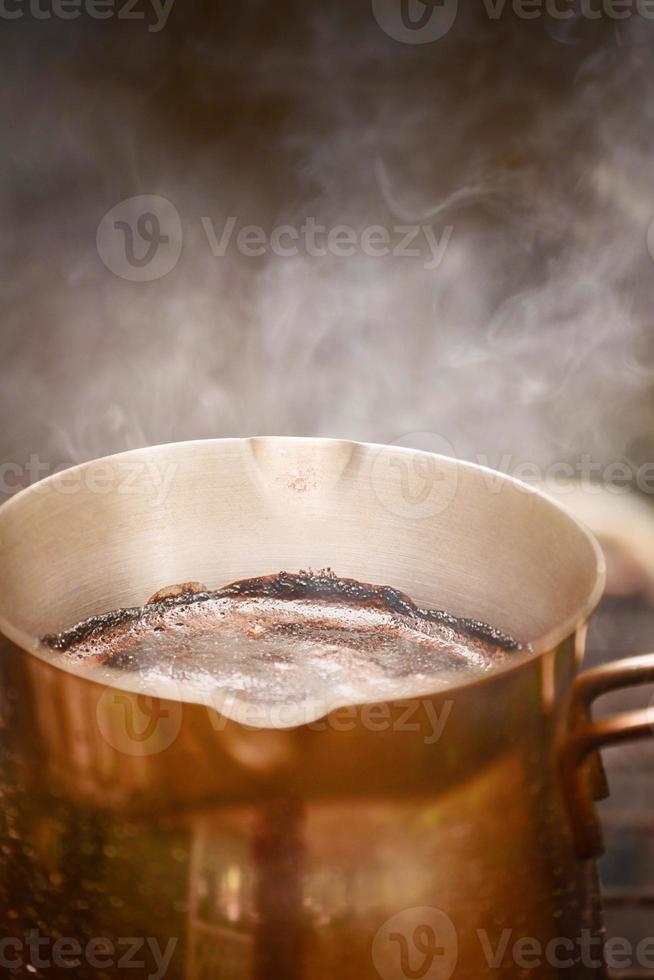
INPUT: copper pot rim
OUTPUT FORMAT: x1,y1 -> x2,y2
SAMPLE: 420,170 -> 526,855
0,437 -> 606,710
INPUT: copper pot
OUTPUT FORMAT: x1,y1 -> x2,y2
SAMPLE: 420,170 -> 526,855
0,438 -> 652,980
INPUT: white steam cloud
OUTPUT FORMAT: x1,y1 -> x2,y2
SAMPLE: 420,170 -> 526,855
1,6 -> 654,496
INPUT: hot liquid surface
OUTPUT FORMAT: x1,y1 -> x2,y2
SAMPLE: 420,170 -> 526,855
41,572 -> 523,723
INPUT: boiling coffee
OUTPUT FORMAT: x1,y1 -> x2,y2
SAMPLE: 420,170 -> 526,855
40,570 -> 522,724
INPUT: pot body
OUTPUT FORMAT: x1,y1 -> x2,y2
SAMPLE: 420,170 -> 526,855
1,631 -> 602,980
0,439 -> 608,979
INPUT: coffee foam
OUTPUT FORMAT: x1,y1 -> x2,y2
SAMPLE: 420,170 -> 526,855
40,571 -> 523,727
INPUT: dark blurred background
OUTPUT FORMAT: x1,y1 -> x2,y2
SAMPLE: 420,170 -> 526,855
2,0 -> 654,494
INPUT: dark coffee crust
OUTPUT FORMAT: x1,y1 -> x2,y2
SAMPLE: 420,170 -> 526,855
40,569 -> 522,653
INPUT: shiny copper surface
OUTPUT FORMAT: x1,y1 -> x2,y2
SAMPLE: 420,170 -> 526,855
0,437 -> 649,979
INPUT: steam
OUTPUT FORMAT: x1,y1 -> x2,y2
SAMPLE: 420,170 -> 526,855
2,6 -> 654,497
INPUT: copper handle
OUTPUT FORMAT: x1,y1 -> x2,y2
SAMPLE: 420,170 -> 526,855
561,653 -> 654,859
